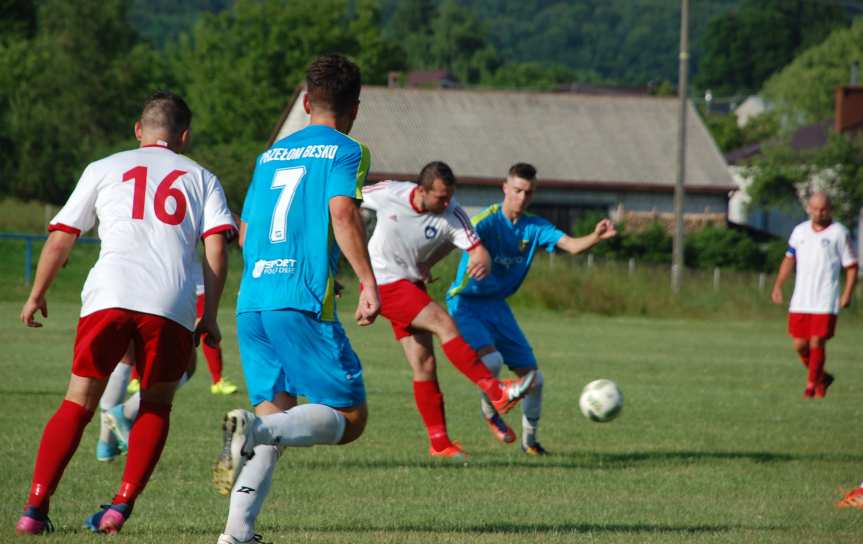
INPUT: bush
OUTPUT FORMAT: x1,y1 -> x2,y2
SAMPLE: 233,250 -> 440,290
684,227 -> 764,271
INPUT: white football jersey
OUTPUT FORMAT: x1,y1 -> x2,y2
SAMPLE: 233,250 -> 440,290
787,220 -> 857,314
50,144 -> 236,330
361,181 -> 480,285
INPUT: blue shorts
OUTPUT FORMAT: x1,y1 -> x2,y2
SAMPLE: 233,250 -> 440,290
237,310 -> 366,408
447,296 -> 537,369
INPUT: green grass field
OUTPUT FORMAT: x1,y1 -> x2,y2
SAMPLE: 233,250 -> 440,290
2,287 -> 863,542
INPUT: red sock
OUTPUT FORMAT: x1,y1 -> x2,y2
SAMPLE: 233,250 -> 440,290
27,400 -> 94,513
441,337 -> 502,401
413,380 -> 453,451
116,401 -> 172,505
808,346 -> 825,386
201,335 -> 223,384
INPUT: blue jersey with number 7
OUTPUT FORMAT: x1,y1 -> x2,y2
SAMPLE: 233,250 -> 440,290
237,124 -> 370,320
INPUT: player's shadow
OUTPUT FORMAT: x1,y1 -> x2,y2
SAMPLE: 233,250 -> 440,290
256,521 -> 763,535
289,449 -> 863,470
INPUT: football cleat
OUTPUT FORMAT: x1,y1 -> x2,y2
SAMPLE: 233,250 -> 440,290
84,503 -> 132,534
213,409 -> 257,496
15,507 -> 54,535
106,404 -> 134,450
429,442 -> 467,462
492,370 -> 536,414
126,378 -> 140,394
837,487 -> 863,509
815,372 -> 834,398
96,439 -> 121,462
521,442 -> 549,456
484,413 -> 516,444
211,379 -> 239,395
217,533 -> 271,544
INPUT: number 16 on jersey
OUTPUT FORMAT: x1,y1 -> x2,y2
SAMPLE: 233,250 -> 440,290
269,166 -> 305,243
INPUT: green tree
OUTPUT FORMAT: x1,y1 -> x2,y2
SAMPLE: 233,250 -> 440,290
0,0 -> 167,203
695,0 -> 849,96
762,18 -> 863,129
745,133 -> 863,227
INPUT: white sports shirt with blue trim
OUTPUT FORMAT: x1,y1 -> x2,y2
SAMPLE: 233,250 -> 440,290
786,220 -> 857,314
361,181 -> 480,285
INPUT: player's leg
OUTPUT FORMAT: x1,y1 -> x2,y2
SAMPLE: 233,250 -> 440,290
412,300 -> 533,412
85,312 -> 193,534
217,310 -> 366,542
474,346 -> 516,443
400,332 -> 463,458
792,337 -> 809,369
17,310 -> 132,534
809,336 -> 830,398
222,392 -> 295,543
197,292 -> 237,395
481,302 -> 545,454
97,345 -> 134,461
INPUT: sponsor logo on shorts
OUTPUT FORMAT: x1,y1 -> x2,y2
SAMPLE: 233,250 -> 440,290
252,258 -> 297,278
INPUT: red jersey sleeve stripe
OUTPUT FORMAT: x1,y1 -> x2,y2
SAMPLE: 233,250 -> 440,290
465,240 -> 482,252
48,223 -> 81,236
201,224 -> 237,240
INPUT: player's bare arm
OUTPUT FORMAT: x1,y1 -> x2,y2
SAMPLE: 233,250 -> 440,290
331,195 -> 380,326
195,232 -> 230,347
556,218 -> 617,255
465,243 -> 491,280
839,264 -> 858,308
772,255 -> 795,305
20,230 -> 77,327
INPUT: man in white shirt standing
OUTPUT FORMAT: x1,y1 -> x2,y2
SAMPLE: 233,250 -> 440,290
771,192 -> 857,398
362,161 -> 534,460
15,92 -> 235,535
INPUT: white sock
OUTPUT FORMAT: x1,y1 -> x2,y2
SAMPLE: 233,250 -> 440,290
254,404 -> 346,447
225,445 -> 281,541
123,393 -> 140,420
521,369 -> 544,447
123,371 -> 190,421
101,363 -> 132,411
99,363 -> 132,442
480,352 -> 505,419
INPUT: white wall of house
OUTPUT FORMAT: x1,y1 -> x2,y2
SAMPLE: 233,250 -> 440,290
728,166 -> 805,239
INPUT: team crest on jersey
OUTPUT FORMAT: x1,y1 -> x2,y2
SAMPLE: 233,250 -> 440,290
424,225 -> 438,239
519,239 -> 529,252
821,239 -> 830,247
388,214 -> 398,222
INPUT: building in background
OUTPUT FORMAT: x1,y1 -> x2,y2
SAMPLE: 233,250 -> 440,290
271,86 -> 735,234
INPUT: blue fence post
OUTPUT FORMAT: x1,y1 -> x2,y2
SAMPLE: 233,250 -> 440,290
24,238 -> 33,287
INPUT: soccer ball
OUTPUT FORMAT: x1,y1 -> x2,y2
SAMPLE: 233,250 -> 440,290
579,379 -> 623,422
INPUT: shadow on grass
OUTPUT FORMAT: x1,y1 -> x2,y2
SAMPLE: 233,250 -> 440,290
256,521 -> 769,535
0,389 -> 65,397
286,449 -> 863,471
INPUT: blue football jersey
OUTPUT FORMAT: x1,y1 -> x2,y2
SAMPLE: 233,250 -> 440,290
447,203 -> 564,300
237,125 -> 370,320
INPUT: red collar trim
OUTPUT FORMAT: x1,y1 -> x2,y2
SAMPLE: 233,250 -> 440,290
409,186 -> 425,214
142,142 -> 169,149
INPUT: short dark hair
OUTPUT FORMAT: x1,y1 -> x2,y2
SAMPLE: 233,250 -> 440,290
140,91 -> 192,136
508,162 -> 537,182
417,161 -> 456,189
306,54 -> 362,117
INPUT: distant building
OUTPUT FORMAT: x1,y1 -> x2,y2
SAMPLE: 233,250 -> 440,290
270,86 -> 735,233
726,85 -> 863,243
734,95 -> 768,128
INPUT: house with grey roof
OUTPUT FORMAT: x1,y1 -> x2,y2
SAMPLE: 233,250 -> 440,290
270,87 -> 735,233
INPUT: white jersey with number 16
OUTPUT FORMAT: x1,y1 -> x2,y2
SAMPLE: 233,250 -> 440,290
49,145 -> 236,330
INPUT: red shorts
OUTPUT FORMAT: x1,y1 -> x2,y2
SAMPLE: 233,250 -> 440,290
376,280 -> 434,340
73,308 -> 194,387
196,293 -> 205,318
788,313 -> 837,340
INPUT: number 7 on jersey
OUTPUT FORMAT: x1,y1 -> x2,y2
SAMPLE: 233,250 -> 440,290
269,166 -> 305,243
